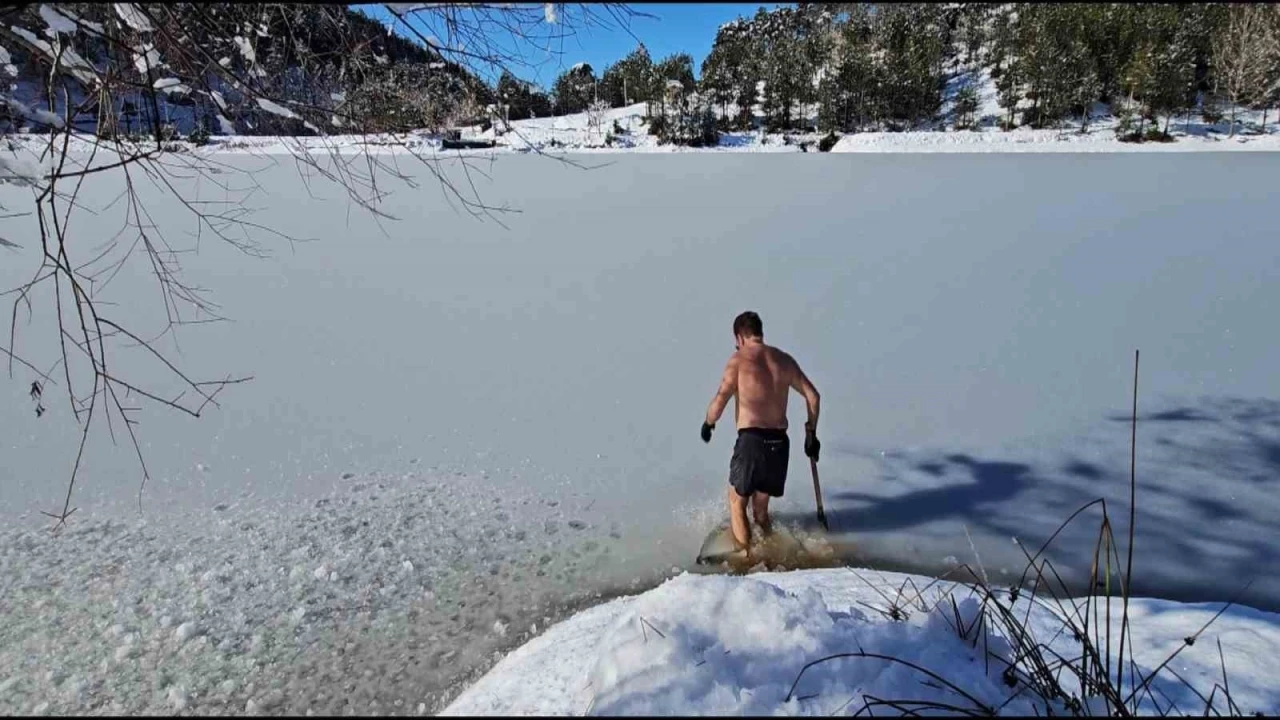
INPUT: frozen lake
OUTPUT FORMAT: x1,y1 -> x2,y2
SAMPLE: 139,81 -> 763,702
2,151 -> 1279,712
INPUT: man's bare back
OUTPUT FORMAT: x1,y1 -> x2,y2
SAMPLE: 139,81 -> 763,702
701,311 -> 820,554
720,341 -> 805,431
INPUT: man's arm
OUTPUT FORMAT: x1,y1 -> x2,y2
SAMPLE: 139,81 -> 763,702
790,357 -> 820,434
705,355 -> 739,427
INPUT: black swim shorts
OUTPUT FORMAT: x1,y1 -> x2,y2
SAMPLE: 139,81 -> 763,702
729,427 -> 790,498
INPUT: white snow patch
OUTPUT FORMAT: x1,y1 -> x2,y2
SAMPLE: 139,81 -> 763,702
384,2 -> 455,12
233,35 -> 255,65
10,25 -> 97,85
166,685 -> 188,710
39,5 -> 79,34
132,43 -> 162,75
445,571 -> 1280,716
113,3 -> 153,32
256,97 -> 296,120
153,77 -> 190,96
0,146 -> 48,186
2,95 -> 64,129
216,114 -> 236,135
113,643 -> 137,662
174,621 -> 199,643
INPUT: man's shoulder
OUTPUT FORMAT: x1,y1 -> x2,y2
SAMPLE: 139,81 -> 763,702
765,344 -> 795,363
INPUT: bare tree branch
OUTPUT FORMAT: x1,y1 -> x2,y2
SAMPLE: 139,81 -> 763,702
1,2 -> 643,524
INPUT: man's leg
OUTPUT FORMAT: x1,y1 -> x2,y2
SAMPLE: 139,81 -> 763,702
728,485 -> 751,551
751,492 -> 772,536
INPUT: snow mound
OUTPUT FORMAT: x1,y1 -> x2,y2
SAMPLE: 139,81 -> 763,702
586,574 -> 1023,715
445,570 -> 1280,716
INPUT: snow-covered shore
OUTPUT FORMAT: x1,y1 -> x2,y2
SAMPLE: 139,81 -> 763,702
4,100 -> 1280,180
444,569 -> 1280,716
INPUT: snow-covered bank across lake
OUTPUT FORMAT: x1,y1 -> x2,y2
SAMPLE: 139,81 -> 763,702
5,102 -> 1280,169
444,570 -> 1280,716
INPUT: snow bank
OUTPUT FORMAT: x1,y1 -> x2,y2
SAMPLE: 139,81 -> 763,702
831,127 -> 1280,153
445,570 -> 1280,716
7,98 -> 1279,157
584,574 -> 1026,716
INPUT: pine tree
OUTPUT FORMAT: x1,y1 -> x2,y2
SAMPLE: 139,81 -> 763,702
652,52 -> 694,123
755,7 -> 800,130
836,4 -> 883,132
1081,3 -> 1143,105
795,4 -> 835,131
1048,5 -> 1102,131
990,7 -> 1021,129
874,3 -> 946,128
1144,6 -> 1198,137
703,17 -> 761,130
699,44 -> 734,121
600,45 -> 655,113
954,3 -> 992,69
551,63 -> 596,116
953,84 -> 979,130
1065,39 -> 1102,133
598,62 -> 625,108
1014,3 -> 1054,128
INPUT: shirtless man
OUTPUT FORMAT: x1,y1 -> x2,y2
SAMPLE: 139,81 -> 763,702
701,311 -> 821,554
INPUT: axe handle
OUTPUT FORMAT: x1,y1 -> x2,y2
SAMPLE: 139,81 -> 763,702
809,457 -> 829,530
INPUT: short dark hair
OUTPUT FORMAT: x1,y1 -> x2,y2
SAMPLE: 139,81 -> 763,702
733,311 -> 762,338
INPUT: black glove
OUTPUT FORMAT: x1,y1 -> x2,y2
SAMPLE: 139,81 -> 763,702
701,421 -> 714,443
804,428 -> 820,461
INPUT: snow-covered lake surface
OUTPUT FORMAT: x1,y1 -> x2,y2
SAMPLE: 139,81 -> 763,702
2,152 -> 1279,713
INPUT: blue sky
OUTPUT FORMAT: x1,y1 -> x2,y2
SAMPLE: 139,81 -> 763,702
352,4 -> 786,89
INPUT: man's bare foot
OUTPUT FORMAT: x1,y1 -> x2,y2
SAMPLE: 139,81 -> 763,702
727,536 -> 754,565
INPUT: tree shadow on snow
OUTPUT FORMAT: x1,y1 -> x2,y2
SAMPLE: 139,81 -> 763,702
777,454 -> 1037,535
775,396 -> 1280,612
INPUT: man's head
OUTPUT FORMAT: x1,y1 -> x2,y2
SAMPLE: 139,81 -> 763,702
733,311 -> 763,349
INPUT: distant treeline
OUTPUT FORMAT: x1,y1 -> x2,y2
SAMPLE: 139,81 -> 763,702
542,4 -> 1280,138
